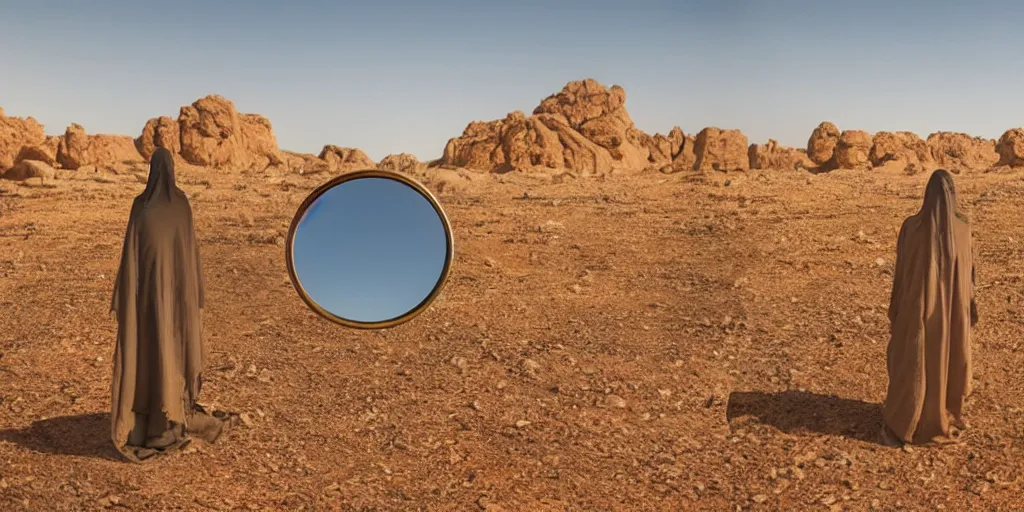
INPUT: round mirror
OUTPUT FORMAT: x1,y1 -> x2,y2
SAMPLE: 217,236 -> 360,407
285,169 -> 454,329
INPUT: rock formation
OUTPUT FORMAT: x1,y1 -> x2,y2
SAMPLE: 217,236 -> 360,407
800,123 -> 1002,173
748,139 -> 814,170
0,108 -> 46,172
832,130 -> 873,170
441,79 -> 682,174
692,128 -> 749,172
925,132 -> 999,170
319,145 -> 375,169
2,160 -> 56,182
136,116 -> 181,160
56,123 -> 144,170
378,153 -> 421,173
137,95 -> 284,170
14,137 -> 60,167
869,131 -> 932,167
647,128 -> 698,173
807,122 -> 840,166
996,128 -> 1024,167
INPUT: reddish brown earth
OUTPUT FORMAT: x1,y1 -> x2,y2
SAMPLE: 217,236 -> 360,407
2,79 -> 1024,510
2,163 -> 1024,511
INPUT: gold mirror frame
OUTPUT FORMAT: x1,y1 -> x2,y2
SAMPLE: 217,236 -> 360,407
284,169 -> 455,329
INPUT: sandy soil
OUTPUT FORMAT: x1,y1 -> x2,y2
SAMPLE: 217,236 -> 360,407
1,164 -> 1023,511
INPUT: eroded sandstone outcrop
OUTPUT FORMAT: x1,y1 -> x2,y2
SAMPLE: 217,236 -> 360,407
136,116 -> 181,160
319,145 -> 375,169
693,128 -> 749,172
748,139 -> 814,170
996,128 -> 1024,167
378,153 -> 422,173
137,95 -> 284,170
832,130 -> 873,170
925,132 -> 998,170
1,160 -> 56,181
56,123 -> 144,170
441,79 -> 673,174
807,122 -> 840,166
869,131 -> 932,167
0,108 -> 46,171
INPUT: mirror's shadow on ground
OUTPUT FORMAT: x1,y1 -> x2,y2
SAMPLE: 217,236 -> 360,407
0,412 -> 122,461
726,390 -> 884,445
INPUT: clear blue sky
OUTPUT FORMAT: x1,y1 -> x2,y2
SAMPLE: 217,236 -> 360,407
2,1 -> 1021,161
292,177 -> 448,323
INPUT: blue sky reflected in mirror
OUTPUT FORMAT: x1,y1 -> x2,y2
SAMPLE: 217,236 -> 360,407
292,177 -> 449,324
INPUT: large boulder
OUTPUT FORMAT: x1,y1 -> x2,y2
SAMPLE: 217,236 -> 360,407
14,136 -> 60,167
135,116 -> 181,160
378,153 -> 422,173
239,113 -> 285,167
644,126 -> 685,165
693,127 -> 749,172
832,130 -> 872,169
166,95 -> 283,170
533,79 -> 651,170
996,128 -> 1024,167
283,151 -> 330,173
925,132 -> 999,170
318,145 -> 374,169
440,79 -> 657,174
807,122 -> 840,166
442,109 -> 614,175
56,123 -> 144,170
1,160 -> 56,181
869,131 -> 932,167
748,139 -> 814,170
671,134 -> 698,171
0,107 -> 46,171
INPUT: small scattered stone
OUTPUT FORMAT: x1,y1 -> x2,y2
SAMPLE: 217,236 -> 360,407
752,494 -> 768,504
606,395 -> 627,408
514,420 -> 531,428
521,358 -> 541,373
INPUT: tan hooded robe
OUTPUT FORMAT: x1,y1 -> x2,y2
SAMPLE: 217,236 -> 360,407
883,169 -> 978,445
110,148 -> 229,461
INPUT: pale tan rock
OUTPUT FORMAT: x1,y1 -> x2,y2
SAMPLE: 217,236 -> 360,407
0,109 -> 46,171
807,122 -> 840,166
56,123 -> 143,170
693,127 -> 749,172
995,128 -> 1024,167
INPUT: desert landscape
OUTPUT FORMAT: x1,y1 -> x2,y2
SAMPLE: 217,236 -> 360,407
2,78 -> 1024,510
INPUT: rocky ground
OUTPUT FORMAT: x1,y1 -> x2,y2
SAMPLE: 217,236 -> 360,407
1,162 -> 1022,511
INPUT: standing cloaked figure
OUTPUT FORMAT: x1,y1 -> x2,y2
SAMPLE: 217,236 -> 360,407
110,147 -> 232,462
882,169 -> 979,446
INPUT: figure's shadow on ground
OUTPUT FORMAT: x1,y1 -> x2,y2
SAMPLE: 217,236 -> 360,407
0,412 -> 121,461
726,390 -> 883,444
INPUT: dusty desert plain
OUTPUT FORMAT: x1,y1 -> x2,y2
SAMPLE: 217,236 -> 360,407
2,79 -> 1024,511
